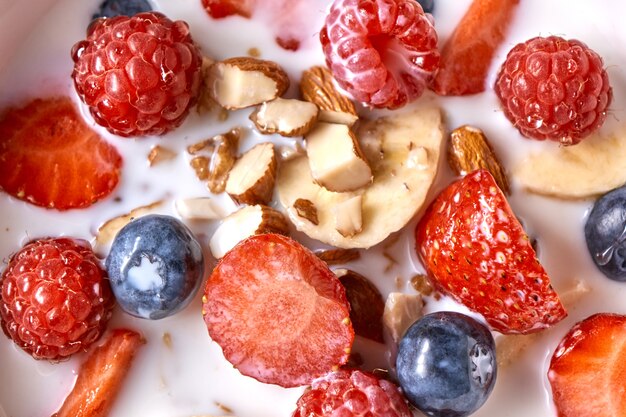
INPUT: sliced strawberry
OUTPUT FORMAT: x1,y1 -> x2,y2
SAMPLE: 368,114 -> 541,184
415,169 -> 566,334
548,313 -> 626,417
0,97 -> 122,210
201,0 -> 255,18
53,329 -> 145,417
432,0 -> 519,95
203,233 -> 354,388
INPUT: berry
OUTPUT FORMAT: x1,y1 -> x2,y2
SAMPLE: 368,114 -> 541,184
396,312 -> 497,417
201,0 -> 255,18
416,0 -> 434,13
93,0 -> 152,19
106,215 -> 204,320
292,368 -> 412,417
548,313 -> 626,417
0,238 -> 114,360
584,185 -> 626,282
203,233 -> 354,388
71,12 -> 202,137
0,97 -> 122,210
320,0 -> 439,109
433,0 -> 518,95
495,36 -> 612,145
415,169 -> 567,334
54,329 -> 145,417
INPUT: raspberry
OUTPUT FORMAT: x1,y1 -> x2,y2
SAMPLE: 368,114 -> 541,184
71,12 -> 202,137
0,238 -> 114,360
292,369 -> 412,417
494,36 -> 612,145
320,0 -> 439,109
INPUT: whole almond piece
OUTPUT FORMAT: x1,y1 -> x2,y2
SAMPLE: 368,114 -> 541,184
448,125 -> 510,194
301,66 -> 358,126
225,142 -> 277,205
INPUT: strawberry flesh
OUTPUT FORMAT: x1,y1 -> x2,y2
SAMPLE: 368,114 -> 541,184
416,169 -> 566,334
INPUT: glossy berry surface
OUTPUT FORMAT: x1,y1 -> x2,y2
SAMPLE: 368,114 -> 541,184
0,238 -> 114,360
292,368 -> 412,417
396,312 -> 497,417
495,36 -> 612,145
320,0 -> 439,109
417,0 -> 434,13
584,185 -> 626,282
71,12 -> 202,137
106,215 -> 204,320
93,0 -> 153,19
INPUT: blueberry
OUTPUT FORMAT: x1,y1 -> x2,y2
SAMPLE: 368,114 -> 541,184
417,0 -> 434,13
585,185 -> 626,282
396,312 -> 496,417
93,0 -> 153,19
106,215 -> 204,320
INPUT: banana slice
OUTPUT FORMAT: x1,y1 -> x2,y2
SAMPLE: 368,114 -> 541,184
514,128 -> 626,198
277,106 -> 443,249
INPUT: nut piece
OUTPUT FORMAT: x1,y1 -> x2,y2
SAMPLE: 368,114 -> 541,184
249,98 -> 319,137
292,198 -> 319,225
306,122 -> 372,192
208,57 -> 290,110
382,292 -> 424,343
209,205 -> 289,259
301,66 -> 358,126
225,142 -> 277,205
148,145 -> 176,166
175,197 -> 225,220
448,125 -> 510,194
95,201 -> 164,253
315,248 -> 360,265
187,128 -> 241,193
334,195 -> 363,238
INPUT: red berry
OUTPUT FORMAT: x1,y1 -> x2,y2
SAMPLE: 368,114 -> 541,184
201,0 -> 255,18
415,170 -> 567,334
548,313 -> 626,417
0,97 -> 122,210
320,0 -> 439,109
0,238 -> 114,360
71,12 -> 202,137
203,234 -> 354,388
292,368 -> 412,417
495,36 -> 612,145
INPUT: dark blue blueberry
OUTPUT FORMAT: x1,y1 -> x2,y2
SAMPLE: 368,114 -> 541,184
417,0 -> 434,14
396,312 -> 496,417
585,185 -> 626,282
106,214 -> 204,320
93,0 -> 153,19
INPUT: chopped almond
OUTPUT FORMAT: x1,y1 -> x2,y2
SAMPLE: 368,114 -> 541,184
148,145 -> 176,166
225,142 -> 277,205
292,198 -> 319,225
175,197 -> 225,220
300,66 -> 358,126
249,98 -> 318,137
315,248 -> 360,265
383,293 -> 424,343
334,195 -> 363,238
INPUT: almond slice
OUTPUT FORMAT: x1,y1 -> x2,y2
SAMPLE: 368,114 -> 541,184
335,195 -> 363,237
306,122 -> 372,192
208,57 -> 290,110
249,98 -> 319,137
209,205 -> 289,259
148,145 -> 176,166
175,197 -> 225,220
301,66 -> 358,126
225,142 -> 276,205
382,292 -> 424,343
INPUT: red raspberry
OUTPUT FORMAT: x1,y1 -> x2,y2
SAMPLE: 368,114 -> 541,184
293,369 -> 412,417
71,12 -> 202,137
320,0 -> 439,109
494,36 -> 612,145
0,238 -> 114,360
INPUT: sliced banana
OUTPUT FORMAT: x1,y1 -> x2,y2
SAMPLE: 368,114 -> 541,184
277,106 -> 443,249
514,128 -> 626,198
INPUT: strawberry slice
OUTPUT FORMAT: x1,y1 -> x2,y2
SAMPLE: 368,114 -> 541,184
203,233 -> 354,388
415,169 -> 566,334
201,0 -> 255,18
53,329 -> 145,417
548,313 -> 626,417
432,0 -> 519,95
0,97 -> 122,210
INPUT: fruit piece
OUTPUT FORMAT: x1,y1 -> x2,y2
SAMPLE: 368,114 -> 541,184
396,312 -> 497,416
278,106 -> 443,249
382,292 -> 424,343
585,185 -> 626,282
417,0 -> 434,13
203,234 -> 354,387
93,0 -> 152,19
292,368 -> 412,417
0,238 -> 114,360
433,0 -> 518,96
201,0 -> 255,18
495,36 -> 612,144
249,98 -> 319,137
71,12 -> 202,137
106,215 -> 204,319
225,142 -> 277,205
300,66 -> 358,126
0,97 -> 122,210
513,127 -> 626,198
416,169 -> 567,334
548,313 -> 626,417
320,0 -> 439,109
53,329 -> 145,417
